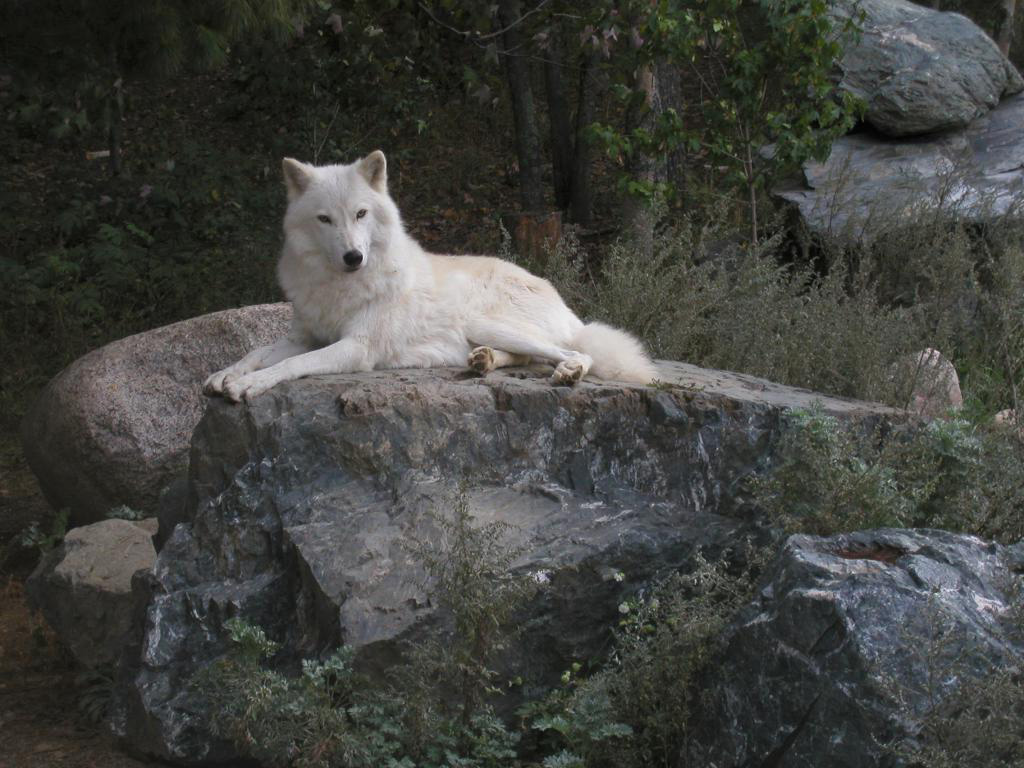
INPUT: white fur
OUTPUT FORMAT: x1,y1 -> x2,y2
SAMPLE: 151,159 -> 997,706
204,151 -> 657,402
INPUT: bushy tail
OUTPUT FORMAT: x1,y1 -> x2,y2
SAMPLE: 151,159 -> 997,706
572,321 -> 657,385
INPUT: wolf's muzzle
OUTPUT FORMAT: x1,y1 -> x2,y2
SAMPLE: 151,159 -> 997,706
343,250 -> 364,271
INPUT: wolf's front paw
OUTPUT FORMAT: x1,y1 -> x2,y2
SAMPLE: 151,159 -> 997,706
468,346 -> 496,375
552,359 -> 585,386
203,368 -> 237,396
223,371 -> 276,403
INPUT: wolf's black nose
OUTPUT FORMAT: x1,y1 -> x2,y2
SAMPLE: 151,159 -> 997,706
343,250 -> 363,267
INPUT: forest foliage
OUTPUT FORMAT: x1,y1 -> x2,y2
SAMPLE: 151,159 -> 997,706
2,0 -> 1020,416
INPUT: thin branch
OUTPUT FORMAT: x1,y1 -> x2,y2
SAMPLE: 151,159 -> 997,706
313,102 -> 341,164
419,0 -> 552,43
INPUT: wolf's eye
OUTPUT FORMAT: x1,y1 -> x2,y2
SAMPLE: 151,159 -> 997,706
356,209 -> 368,220
317,214 -> 332,224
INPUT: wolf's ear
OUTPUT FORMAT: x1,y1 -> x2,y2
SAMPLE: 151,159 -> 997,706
358,150 -> 387,192
282,158 -> 314,200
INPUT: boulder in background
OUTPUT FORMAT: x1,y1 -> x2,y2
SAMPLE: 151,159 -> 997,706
775,93 -> 1024,239
830,0 -> 1023,137
20,303 -> 291,526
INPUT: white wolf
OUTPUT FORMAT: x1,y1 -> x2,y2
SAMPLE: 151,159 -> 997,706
204,151 -> 656,402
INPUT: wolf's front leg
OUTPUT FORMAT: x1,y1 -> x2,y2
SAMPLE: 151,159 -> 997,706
204,337 -> 311,396
223,338 -> 373,402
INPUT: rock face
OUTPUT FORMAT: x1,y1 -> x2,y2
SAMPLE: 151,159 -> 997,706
21,303 -> 292,526
111,362 -> 896,764
830,0 -> 1023,137
776,92 -> 1024,239
688,529 -> 1024,767
27,518 -> 158,669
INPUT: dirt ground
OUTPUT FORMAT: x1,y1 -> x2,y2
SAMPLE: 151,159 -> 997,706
0,581 -> 162,768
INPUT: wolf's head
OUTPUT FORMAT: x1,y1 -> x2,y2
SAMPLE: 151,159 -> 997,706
279,151 -> 400,274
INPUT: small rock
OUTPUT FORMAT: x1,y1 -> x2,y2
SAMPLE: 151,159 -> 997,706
26,518 -> 157,668
994,409 -> 1023,439
897,348 -> 962,421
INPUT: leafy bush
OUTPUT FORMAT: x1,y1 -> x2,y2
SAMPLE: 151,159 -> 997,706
200,623 -> 399,767
751,408 -> 1024,541
402,494 -> 536,738
900,666 -> 1024,768
591,0 -> 862,242
515,218 -> 924,405
0,142 -> 282,400
508,186 -> 1024,422
825,205 -> 1024,420
891,591 -> 1024,767
524,548 -> 766,768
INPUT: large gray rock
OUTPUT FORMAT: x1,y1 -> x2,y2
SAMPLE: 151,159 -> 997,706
830,0 -> 1023,137
110,362 -> 897,764
21,303 -> 291,526
776,92 -> 1024,239
688,529 -> 1024,767
27,518 -> 158,668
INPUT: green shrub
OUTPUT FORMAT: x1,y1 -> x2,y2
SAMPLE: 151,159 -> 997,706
199,623 -> 401,767
512,194 -> 1023,422
0,140 -> 282,419
900,666 -> 1024,768
750,409 -> 912,534
970,241 -> 1024,419
826,207 -> 1024,420
891,591 -> 1024,768
525,548 -> 766,768
197,491 -> 771,768
517,218 -> 924,405
751,408 -> 1024,541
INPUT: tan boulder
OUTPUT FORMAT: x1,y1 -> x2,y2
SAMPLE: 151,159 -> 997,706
994,409 -> 1023,439
26,518 -> 157,668
900,348 -> 963,422
20,303 -> 291,525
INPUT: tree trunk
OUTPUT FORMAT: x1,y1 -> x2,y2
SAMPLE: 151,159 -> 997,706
998,0 -> 1017,57
107,76 -> 123,177
543,25 -> 573,210
498,0 -> 544,212
568,48 -> 599,227
655,59 -> 687,203
624,63 -> 666,258
500,210 -> 563,264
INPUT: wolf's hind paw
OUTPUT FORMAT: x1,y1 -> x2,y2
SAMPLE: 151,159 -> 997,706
468,346 -> 495,375
552,359 -> 584,386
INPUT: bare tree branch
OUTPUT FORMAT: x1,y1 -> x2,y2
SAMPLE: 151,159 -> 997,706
418,0 -> 551,44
